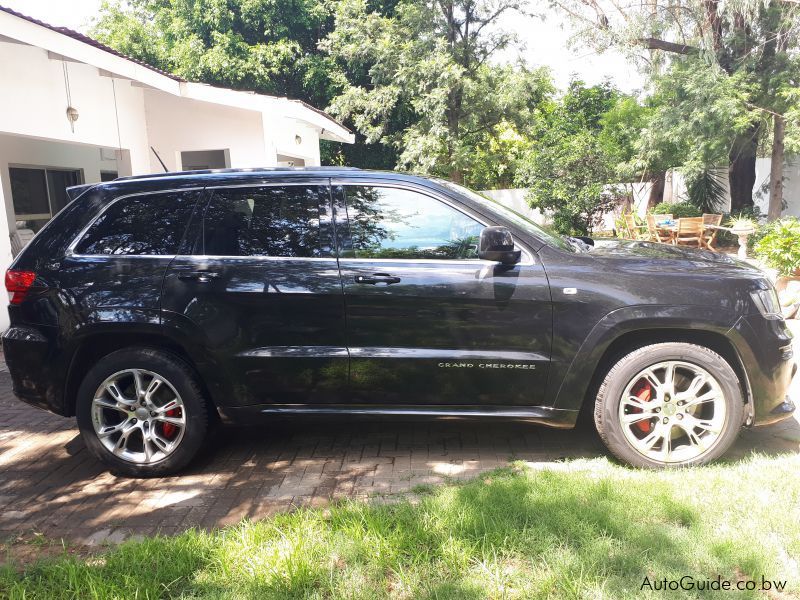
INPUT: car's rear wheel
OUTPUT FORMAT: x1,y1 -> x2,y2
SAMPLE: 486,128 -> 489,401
594,342 -> 744,468
76,348 -> 209,477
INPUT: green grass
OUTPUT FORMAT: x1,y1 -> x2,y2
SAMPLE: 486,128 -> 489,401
2,454 -> 799,599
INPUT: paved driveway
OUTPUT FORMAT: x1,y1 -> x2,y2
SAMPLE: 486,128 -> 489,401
1,323 -> 798,554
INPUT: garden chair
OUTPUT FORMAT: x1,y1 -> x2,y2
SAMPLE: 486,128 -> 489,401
702,213 -> 723,250
623,213 -> 648,240
672,217 -> 704,248
646,213 -> 673,243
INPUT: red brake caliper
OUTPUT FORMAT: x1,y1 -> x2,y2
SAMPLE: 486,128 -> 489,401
161,408 -> 180,439
630,380 -> 653,433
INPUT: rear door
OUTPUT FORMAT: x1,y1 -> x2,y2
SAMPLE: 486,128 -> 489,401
161,179 -> 348,407
334,181 -> 552,406
60,189 -> 202,327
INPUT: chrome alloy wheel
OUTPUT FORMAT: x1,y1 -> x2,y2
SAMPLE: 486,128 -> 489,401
91,369 -> 187,464
618,361 -> 727,464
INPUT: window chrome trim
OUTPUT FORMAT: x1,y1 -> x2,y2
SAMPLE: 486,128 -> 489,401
332,179 -> 536,265
182,255 -> 338,262
66,179 -> 537,266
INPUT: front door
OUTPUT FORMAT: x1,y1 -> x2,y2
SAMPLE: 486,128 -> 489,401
161,180 -> 347,407
334,182 -> 552,406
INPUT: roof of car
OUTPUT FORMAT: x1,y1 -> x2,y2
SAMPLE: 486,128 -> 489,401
113,167 -> 364,182
66,168 -> 451,201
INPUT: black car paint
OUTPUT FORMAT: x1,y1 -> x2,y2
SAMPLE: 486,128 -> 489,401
2,169 -> 795,430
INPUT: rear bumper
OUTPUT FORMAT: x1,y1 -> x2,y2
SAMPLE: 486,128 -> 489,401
2,325 -> 68,416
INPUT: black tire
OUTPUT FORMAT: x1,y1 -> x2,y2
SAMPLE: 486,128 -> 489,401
594,342 -> 744,468
76,348 -> 209,477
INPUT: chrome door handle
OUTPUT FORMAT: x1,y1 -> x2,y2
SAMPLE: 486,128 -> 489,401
354,273 -> 401,285
178,270 -> 221,283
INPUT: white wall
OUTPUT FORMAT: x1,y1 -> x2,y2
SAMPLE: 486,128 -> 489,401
663,159 -> 800,218
143,90 -> 270,172
262,114 -> 322,167
0,40 -> 151,173
0,134 -> 120,226
479,189 -> 545,223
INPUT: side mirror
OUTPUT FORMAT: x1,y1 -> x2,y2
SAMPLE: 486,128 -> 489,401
478,226 -> 521,265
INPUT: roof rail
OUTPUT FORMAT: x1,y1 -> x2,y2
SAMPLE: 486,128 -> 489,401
114,166 -> 361,182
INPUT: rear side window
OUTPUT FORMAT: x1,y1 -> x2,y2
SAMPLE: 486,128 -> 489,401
74,190 -> 198,256
200,185 -> 326,257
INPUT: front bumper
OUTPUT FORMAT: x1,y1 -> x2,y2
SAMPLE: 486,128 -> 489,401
728,315 -> 796,426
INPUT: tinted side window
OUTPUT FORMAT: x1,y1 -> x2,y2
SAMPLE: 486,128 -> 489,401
342,186 -> 482,259
74,190 -> 198,255
201,186 -> 325,257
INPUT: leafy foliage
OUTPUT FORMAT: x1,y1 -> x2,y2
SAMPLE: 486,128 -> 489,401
323,0 -> 552,185
651,202 -> 701,218
549,0 -> 800,213
94,0 -> 339,106
754,218 -> 800,276
515,81 -> 635,235
684,168 -> 728,214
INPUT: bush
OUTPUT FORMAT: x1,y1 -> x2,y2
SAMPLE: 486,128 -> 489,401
651,202 -> 701,218
753,218 -> 800,276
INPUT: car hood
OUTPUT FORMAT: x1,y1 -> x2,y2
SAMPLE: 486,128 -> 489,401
588,239 -> 763,276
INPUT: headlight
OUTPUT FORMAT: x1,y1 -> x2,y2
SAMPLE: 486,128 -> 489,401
750,284 -> 781,317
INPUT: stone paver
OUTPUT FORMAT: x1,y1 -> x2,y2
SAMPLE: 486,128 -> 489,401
0,322 -> 797,552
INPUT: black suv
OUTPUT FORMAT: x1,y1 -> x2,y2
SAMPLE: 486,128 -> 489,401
3,168 -> 796,475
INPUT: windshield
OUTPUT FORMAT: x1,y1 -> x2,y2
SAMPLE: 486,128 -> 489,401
434,180 -> 572,251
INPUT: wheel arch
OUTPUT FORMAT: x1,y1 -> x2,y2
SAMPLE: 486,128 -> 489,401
583,329 -> 750,417
551,308 -> 752,421
63,329 -> 220,420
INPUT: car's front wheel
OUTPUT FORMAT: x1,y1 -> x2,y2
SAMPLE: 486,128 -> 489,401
594,342 -> 744,468
76,348 -> 209,477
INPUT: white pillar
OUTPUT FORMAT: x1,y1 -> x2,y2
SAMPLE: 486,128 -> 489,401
0,169 -> 14,330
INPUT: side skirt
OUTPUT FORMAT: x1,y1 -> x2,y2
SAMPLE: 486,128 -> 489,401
218,404 -> 579,429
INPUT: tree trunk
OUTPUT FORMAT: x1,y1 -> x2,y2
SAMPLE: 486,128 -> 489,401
728,123 -> 759,214
647,172 -> 665,209
768,114 -> 785,221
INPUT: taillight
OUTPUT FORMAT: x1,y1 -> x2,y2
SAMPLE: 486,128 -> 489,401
5,270 -> 37,305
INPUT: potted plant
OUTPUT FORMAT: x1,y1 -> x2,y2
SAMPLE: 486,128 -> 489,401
726,215 -> 757,235
753,218 -> 800,294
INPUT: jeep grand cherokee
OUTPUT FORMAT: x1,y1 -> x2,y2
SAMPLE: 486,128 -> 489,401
3,168 -> 795,476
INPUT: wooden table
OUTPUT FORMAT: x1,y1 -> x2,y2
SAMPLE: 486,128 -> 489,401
657,223 -> 751,259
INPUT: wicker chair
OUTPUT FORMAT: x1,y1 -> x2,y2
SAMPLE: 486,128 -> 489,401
702,213 -> 723,250
672,217 -> 705,247
623,213 -> 648,240
646,213 -> 673,243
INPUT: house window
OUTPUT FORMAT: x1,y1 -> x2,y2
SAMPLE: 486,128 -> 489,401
180,149 -> 229,171
9,166 -> 84,228
100,171 -> 118,182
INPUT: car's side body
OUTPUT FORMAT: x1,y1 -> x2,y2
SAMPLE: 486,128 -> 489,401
3,168 -> 796,438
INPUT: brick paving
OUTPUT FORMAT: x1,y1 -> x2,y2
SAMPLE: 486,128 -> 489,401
0,323 -> 798,554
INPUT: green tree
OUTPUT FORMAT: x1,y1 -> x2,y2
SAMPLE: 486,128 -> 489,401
515,81 -> 632,235
548,0 -> 800,216
322,0 -> 553,185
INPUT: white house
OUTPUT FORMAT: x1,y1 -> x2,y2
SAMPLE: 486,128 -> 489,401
0,5 -> 353,329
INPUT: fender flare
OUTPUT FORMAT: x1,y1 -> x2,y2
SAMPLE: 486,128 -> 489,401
550,304 -> 743,412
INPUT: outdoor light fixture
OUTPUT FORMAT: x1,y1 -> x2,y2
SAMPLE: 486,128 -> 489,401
295,134 -> 302,145
66,106 -> 79,132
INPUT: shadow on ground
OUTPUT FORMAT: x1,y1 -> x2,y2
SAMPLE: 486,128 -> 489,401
0,366 -> 798,561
